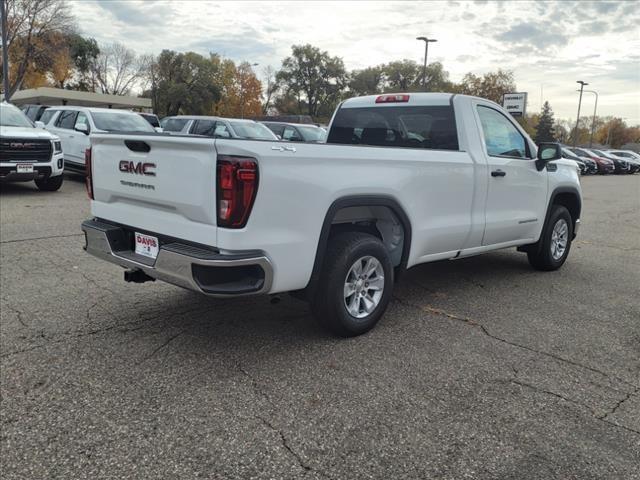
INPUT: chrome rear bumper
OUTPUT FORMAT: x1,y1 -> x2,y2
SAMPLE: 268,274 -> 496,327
81,219 -> 273,296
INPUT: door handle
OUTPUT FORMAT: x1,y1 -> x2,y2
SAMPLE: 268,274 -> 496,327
491,169 -> 506,177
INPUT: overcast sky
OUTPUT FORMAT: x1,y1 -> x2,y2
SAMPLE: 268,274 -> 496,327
69,0 -> 639,124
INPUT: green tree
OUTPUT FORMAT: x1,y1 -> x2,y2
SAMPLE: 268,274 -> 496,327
458,70 -> 516,104
383,60 -> 420,91
148,50 -> 221,117
276,44 -> 348,118
534,101 -> 556,143
349,66 -> 385,96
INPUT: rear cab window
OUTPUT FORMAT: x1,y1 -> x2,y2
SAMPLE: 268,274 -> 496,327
327,105 -> 459,150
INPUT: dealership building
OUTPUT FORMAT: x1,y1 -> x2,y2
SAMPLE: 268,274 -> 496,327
3,87 -> 151,111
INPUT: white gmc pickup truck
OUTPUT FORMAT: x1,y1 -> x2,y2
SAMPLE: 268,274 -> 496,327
81,93 -> 582,336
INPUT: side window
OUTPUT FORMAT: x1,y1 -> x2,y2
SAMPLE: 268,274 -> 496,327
477,106 -> 528,158
163,118 -> 189,132
266,124 -> 284,136
56,110 -> 78,130
282,126 -> 303,141
74,112 -> 90,132
39,109 -> 56,125
191,120 -> 216,136
213,124 -> 231,138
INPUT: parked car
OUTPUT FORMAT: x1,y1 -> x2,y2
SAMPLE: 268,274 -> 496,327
560,147 -> 587,175
162,116 -> 279,140
39,106 -> 155,172
20,104 -> 51,122
569,147 -> 615,174
261,121 -> 326,143
590,149 -> 631,174
0,102 -> 64,191
139,112 -> 162,132
601,150 -> 640,173
81,92 -> 582,337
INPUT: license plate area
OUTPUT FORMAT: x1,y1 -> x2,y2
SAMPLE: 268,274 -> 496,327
17,164 -> 34,173
134,232 -> 159,259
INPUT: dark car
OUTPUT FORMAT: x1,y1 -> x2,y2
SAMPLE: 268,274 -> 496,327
561,147 -> 593,174
570,147 -> 615,174
20,104 -> 50,122
591,149 -> 632,174
261,121 -> 326,143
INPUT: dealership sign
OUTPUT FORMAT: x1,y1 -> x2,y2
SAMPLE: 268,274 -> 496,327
502,92 -> 527,117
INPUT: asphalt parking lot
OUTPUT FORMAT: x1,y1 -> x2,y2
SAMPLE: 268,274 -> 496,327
1,174 -> 639,480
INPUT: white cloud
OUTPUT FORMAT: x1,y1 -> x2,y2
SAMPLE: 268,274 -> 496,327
69,0 -> 640,123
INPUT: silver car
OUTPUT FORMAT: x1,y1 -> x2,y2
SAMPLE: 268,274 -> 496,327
161,116 -> 279,141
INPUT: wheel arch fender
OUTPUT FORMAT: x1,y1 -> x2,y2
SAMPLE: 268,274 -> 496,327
305,195 -> 413,292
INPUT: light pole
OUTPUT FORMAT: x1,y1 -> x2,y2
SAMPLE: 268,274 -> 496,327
416,37 -> 437,91
581,89 -> 598,148
240,62 -> 259,119
573,80 -> 588,147
1,0 -> 10,101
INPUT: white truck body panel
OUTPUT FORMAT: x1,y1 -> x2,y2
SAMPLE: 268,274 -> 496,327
84,93 -> 582,295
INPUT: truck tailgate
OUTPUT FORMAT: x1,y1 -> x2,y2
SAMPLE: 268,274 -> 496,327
90,133 -> 219,246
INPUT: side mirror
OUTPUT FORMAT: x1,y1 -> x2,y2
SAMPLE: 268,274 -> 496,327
75,123 -> 89,135
154,127 -> 163,133
536,143 -> 562,171
35,121 -> 45,129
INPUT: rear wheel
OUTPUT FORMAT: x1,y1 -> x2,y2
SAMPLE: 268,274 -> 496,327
527,205 -> 573,271
35,174 -> 63,191
311,232 -> 393,337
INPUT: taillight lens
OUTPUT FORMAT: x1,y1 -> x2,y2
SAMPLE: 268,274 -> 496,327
85,147 -> 94,200
216,155 -> 258,228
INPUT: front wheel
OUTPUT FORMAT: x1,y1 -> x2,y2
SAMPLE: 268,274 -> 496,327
527,205 -> 573,271
311,232 -> 394,337
35,174 -> 64,191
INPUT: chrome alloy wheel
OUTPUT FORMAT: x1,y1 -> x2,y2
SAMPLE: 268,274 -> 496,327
343,256 -> 385,319
550,218 -> 569,260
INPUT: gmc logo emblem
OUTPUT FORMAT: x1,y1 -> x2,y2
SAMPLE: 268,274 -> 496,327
10,142 -> 37,148
119,160 -> 156,176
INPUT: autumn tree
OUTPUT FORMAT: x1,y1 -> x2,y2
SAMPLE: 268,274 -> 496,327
276,44 -> 348,118
1,0 -> 75,96
261,65 -> 280,114
458,70 -> 516,104
535,101 -> 556,143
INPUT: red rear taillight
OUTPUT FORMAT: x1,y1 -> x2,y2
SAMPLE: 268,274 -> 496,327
216,155 -> 258,228
85,147 -> 94,200
375,94 -> 410,103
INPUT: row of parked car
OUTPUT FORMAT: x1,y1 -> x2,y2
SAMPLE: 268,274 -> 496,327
5,102 -> 638,194
562,146 -> 640,175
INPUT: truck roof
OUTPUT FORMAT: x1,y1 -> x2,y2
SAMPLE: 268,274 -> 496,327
341,92 -> 454,108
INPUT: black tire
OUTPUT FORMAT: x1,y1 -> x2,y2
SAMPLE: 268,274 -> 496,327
35,174 -> 64,191
311,232 -> 394,337
527,205 -> 573,271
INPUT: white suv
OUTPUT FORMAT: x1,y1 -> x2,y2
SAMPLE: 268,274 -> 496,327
38,106 -> 155,171
0,102 -> 65,191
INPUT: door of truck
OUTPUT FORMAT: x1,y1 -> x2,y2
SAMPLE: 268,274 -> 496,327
473,102 -> 548,246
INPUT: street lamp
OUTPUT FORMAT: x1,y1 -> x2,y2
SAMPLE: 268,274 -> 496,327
573,80 -> 588,147
578,89 -> 598,148
240,62 -> 259,119
1,0 -> 10,101
416,37 -> 437,91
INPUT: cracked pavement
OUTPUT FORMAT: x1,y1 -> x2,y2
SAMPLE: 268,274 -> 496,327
1,175 -> 639,479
